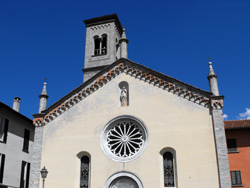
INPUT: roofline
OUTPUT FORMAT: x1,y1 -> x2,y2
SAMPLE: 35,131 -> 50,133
83,14 -> 123,35
43,58 -> 212,114
224,119 -> 250,130
123,59 -> 212,97
0,102 -> 33,123
224,119 -> 250,122
225,127 -> 250,130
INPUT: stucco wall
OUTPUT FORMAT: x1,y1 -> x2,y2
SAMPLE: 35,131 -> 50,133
226,129 -> 250,188
0,108 -> 34,187
40,73 -> 219,188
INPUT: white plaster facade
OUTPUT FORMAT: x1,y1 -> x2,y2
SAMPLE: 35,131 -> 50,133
30,14 -> 231,188
37,74 -> 219,188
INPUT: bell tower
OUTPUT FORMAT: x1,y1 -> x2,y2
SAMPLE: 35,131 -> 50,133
82,14 -> 123,82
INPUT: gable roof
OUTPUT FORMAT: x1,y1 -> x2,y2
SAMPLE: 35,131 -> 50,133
33,58 -> 213,126
224,119 -> 250,130
0,102 -> 32,123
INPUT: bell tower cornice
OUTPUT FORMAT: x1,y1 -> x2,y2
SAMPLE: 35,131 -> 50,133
83,14 -> 123,35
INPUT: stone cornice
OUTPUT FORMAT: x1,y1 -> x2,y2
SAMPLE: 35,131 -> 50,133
34,60 -> 212,126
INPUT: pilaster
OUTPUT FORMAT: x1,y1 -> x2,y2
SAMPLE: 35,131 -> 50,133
29,114 -> 45,188
210,96 -> 231,188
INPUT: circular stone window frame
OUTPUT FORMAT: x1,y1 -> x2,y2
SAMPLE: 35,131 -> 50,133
104,171 -> 144,188
101,115 -> 148,162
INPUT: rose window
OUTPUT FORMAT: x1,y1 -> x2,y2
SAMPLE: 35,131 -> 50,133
101,116 -> 148,162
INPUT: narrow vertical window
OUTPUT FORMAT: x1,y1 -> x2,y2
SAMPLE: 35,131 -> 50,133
80,156 -> 90,188
94,36 -> 100,55
231,171 -> 242,186
20,161 -> 30,188
163,152 -> 174,187
23,129 -> 30,152
101,34 -> 107,55
227,139 -> 237,152
0,118 -> 8,143
0,154 -> 5,183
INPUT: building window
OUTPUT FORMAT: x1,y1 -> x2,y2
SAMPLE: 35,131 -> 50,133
101,34 -> 107,55
22,129 -> 30,153
227,139 -> 238,152
0,118 -> 8,143
0,154 -> 5,183
231,171 -> 242,186
93,34 -> 108,56
101,115 -> 148,162
20,161 -> 30,188
80,156 -> 90,188
94,36 -> 100,55
163,152 -> 175,187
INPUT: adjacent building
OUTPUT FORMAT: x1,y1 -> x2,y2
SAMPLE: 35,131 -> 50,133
29,14 -> 231,188
225,119 -> 250,188
0,98 -> 34,188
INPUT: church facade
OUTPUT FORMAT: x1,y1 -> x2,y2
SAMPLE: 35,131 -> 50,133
30,14 -> 231,188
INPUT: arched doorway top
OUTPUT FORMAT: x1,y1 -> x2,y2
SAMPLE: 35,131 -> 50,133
104,171 -> 143,188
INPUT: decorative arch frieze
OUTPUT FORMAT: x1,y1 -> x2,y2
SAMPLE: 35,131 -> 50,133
34,119 -> 44,127
211,99 -> 223,110
37,62 -> 210,126
90,24 -> 110,30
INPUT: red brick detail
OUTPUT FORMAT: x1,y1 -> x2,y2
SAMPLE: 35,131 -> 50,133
33,117 -> 44,127
211,100 -> 223,109
41,62 -> 210,125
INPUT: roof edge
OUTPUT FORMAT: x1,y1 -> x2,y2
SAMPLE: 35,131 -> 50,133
83,14 -> 123,35
0,102 -> 32,123
43,58 -> 212,116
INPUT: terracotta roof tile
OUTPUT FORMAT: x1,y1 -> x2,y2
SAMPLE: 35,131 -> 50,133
224,119 -> 250,129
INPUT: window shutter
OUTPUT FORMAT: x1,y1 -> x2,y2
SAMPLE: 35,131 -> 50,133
236,171 -> 242,185
0,154 -> 5,183
3,120 -> 8,143
23,129 -> 30,152
231,171 -> 242,185
0,118 -> 4,139
231,171 -> 236,185
25,163 -> 30,188
20,161 -> 25,188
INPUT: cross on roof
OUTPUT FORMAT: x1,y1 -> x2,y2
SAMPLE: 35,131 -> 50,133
207,57 -> 212,62
44,78 -> 47,82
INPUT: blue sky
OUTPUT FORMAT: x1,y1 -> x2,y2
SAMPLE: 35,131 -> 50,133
0,0 -> 249,120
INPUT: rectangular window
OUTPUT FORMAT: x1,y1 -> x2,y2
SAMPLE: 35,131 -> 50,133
20,161 -> 30,188
0,118 -> 8,144
0,154 -> 5,183
22,129 -> 30,153
231,171 -> 242,186
227,139 -> 237,152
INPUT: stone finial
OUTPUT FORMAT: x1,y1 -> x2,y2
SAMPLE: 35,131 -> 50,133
208,61 -> 216,78
39,81 -> 49,113
40,82 -> 48,96
121,28 -> 127,40
207,61 -> 219,96
13,97 -> 21,112
120,28 -> 129,59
